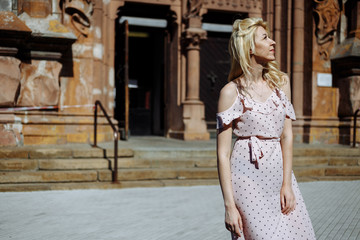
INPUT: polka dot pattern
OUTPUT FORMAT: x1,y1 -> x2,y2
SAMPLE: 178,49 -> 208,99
217,88 -> 316,240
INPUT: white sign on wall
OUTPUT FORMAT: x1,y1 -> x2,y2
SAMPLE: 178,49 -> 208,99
129,79 -> 138,88
317,73 -> 332,87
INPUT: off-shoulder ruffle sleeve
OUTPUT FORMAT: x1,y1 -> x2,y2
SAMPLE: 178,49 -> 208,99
216,96 -> 244,129
276,89 -> 296,121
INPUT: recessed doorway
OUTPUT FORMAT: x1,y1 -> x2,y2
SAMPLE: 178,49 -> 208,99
115,3 -> 168,137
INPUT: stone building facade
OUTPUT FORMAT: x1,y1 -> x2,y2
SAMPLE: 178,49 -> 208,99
0,0 -> 359,146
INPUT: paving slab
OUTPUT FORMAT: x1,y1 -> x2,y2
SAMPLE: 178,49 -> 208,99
0,181 -> 359,240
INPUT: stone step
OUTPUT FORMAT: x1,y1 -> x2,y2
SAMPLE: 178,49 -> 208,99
39,159 -> 110,170
2,155 -> 358,172
0,147 -> 134,159
325,166 -> 360,176
293,156 -> 360,167
1,164 -> 359,191
36,157 -> 216,170
293,156 -> 329,166
0,159 -> 38,171
0,158 -> 110,171
1,156 -> 356,172
293,166 -> 326,178
134,147 -> 359,159
0,170 -> 98,184
134,149 -> 216,159
0,157 -> 216,171
293,166 -> 360,178
0,167 -> 218,184
127,146 -> 357,158
2,173 -> 360,192
1,145 -> 358,160
297,176 -> 360,182
0,143 -> 358,192
112,158 -> 216,169
293,147 -> 360,157
98,168 -> 219,182
0,179 -> 221,192
328,157 -> 360,166
0,149 -> 29,159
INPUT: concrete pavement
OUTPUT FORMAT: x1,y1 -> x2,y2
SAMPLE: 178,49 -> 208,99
0,180 -> 359,240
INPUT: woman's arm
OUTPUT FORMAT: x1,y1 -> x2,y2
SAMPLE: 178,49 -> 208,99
280,75 -> 296,215
217,83 -> 243,237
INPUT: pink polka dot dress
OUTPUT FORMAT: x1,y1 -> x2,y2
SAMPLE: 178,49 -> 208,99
217,85 -> 316,240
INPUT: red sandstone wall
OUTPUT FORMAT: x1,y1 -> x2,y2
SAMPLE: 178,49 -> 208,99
0,0 -> 114,146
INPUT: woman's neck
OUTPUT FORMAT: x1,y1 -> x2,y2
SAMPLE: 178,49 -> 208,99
248,62 -> 264,83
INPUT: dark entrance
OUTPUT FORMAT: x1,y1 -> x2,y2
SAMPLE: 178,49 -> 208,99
200,12 -> 246,131
200,32 -> 231,125
115,3 -> 168,137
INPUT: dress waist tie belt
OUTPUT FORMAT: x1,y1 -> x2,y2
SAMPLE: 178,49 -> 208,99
237,136 -> 280,169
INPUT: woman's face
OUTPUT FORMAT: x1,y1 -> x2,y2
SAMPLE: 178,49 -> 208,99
253,26 -> 276,63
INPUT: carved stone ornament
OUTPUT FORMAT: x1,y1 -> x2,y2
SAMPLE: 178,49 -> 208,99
313,0 -> 341,60
184,28 -> 207,48
202,0 -> 262,11
18,0 -> 52,18
184,0 -> 203,20
61,0 -> 93,37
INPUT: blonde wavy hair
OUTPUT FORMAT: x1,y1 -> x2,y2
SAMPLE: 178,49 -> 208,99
228,17 -> 286,91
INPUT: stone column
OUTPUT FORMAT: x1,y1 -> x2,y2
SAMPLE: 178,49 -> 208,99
292,0 -> 305,117
182,16 -> 209,140
290,0 -> 309,143
274,0 -> 282,64
184,25 -> 204,101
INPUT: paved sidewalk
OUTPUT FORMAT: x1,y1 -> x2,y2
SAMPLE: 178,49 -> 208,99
0,181 -> 359,240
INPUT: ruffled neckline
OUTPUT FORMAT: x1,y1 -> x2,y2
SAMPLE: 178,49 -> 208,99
216,87 -> 296,129
241,90 -> 282,115
244,91 -> 276,104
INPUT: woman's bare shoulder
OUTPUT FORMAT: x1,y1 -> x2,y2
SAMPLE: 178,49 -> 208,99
218,81 -> 238,113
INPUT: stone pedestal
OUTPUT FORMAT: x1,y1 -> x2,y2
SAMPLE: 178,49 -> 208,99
183,101 -> 209,140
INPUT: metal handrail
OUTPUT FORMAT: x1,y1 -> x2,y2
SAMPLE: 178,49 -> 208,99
353,108 -> 360,148
93,100 -> 119,183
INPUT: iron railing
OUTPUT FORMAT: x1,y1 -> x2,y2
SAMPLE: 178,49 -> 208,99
93,100 -> 119,182
353,108 -> 360,148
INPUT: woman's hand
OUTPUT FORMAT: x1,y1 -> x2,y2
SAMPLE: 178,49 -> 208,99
225,205 -> 243,238
280,184 -> 296,215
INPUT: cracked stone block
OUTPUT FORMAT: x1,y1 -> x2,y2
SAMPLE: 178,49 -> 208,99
17,60 -> 62,107
0,57 -> 21,106
0,124 -> 22,147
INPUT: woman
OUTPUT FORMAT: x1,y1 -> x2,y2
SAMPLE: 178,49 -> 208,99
217,18 -> 316,240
